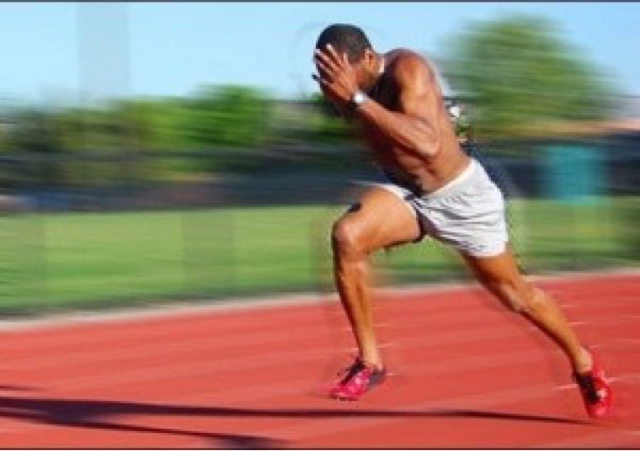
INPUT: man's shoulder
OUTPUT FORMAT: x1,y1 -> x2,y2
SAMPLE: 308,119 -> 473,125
387,48 -> 428,61
386,49 -> 433,78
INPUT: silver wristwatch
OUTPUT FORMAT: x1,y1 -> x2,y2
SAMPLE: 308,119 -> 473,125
350,90 -> 368,109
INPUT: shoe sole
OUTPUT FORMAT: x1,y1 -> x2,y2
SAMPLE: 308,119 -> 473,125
330,371 -> 387,401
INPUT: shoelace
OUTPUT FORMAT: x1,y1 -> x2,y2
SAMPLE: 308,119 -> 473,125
338,359 -> 367,385
574,372 -> 600,404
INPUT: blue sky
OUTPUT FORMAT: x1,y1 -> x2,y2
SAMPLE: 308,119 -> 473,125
0,2 -> 639,105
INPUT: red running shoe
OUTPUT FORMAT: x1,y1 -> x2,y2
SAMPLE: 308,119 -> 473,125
573,349 -> 613,418
329,357 -> 386,401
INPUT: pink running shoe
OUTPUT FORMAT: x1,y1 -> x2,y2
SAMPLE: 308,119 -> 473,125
573,349 -> 613,418
329,357 -> 386,401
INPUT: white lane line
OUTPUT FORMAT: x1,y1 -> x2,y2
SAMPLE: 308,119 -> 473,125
1,269 -> 638,332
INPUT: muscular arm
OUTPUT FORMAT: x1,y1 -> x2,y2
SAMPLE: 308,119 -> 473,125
354,55 -> 440,158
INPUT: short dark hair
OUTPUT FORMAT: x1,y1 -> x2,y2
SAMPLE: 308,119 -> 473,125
315,24 -> 372,63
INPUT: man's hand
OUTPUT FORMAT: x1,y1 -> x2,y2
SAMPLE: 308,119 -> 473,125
312,44 -> 359,107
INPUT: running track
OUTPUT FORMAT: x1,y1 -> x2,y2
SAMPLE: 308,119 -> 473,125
1,272 -> 639,448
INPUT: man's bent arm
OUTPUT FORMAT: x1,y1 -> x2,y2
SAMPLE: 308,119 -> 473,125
353,54 -> 440,158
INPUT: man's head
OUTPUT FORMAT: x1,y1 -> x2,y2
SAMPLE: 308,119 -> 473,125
315,24 -> 372,64
314,24 -> 380,92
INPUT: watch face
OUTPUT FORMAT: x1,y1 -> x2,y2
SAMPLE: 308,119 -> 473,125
354,91 -> 366,105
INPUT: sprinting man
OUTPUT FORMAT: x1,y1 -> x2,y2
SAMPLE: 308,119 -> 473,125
311,23 -> 612,418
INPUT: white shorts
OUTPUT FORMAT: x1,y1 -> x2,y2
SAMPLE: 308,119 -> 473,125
374,159 -> 509,257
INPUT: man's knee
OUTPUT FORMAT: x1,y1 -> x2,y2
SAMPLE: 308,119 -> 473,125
332,218 -> 366,258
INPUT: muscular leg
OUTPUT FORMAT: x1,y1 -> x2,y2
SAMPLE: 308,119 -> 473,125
462,246 -> 592,373
332,187 -> 421,368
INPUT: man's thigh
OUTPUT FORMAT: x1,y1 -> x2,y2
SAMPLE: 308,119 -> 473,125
337,186 -> 421,253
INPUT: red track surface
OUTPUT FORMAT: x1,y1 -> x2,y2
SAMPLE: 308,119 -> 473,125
1,272 -> 639,448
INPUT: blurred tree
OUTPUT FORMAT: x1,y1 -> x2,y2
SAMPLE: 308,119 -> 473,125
307,92 -> 353,143
178,84 -> 274,172
111,98 -> 192,152
54,105 -> 123,153
184,84 -> 273,149
441,14 -> 619,140
110,98 -> 206,180
50,105 -> 129,186
54,107 -> 87,153
0,103 -> 12,153
6,107 -> 67,188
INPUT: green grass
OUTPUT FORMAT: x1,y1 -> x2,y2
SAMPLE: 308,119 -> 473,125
0,197 -> 637,315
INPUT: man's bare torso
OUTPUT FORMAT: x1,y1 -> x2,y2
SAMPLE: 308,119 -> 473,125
361,49 -> 470,195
